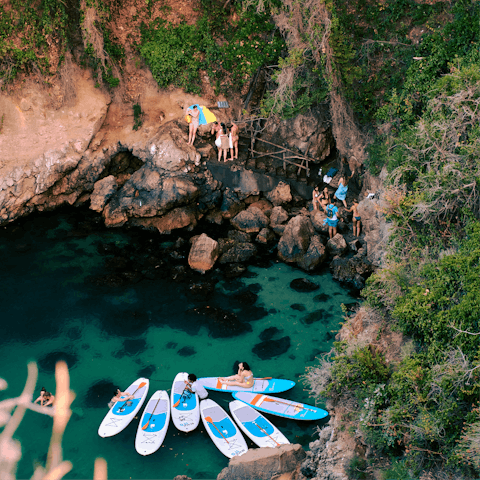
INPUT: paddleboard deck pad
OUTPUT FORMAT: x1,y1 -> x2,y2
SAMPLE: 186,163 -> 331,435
198,377 -> 295,394
200,399 -> 248,459
232,392 -> 328,421
229,400 -> 289,448
98,377 -> 149,438
135,390 -> 170,456
171,372 -> 200,432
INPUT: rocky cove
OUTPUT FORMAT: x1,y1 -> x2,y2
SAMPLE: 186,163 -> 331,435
0,71 -> 390,480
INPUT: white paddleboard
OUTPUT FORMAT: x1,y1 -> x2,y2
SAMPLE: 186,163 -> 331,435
200,398 -> 248,459
170,372 -> 200,432
98,378 -> 149,438
229,400 -> 290,448
135,390 -> 170,456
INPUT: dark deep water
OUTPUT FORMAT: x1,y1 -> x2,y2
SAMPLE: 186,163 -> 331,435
0,207 -> 358,479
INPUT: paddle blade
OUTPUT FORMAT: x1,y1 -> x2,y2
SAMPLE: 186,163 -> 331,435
173,399 -> 181,408
138,382 -> 147,389
141,421 -> 150,430
205,416 -> 213,423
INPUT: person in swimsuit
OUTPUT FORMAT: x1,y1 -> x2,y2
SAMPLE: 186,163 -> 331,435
346,199 -> 361,236
312,186 -> 322,211
186,105 -> 200,145
219,362 -> 254,388
218,123 -> 230,162
34,387 -> 55,407
229,122 -> 239,160
320,186 -> 332,204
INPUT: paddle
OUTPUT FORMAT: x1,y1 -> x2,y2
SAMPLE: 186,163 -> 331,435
205,416 -> 229,444
253,420 -> 280,446
263,397 -> 316,412
141,396 -> 161,430
173,385 -> 191,408
117,382 -> 146,411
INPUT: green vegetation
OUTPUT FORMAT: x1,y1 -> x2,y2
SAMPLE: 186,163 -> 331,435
139,2 -> 284,94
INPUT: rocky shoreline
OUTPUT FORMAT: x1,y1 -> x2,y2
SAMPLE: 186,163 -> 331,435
0,73 -> 390,480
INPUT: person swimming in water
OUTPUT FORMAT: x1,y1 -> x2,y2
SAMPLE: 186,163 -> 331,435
219,362 -> 254,388
34,387 -> 55,407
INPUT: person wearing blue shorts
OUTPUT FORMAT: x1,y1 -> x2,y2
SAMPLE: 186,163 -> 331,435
323,203 -> 341,238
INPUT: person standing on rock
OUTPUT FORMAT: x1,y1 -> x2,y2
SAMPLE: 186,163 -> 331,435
346,199 -> 361,237
219,123 -> 230,162
323,202 -> 341,239
187,105 -> 200,145
229,122 -> 239,160
334,175 -> 351,208
312,186 -> 322,211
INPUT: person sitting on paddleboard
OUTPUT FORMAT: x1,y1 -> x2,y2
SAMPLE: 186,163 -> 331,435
184,374 -> 208,400
219,362 -> 254,388
34,387 -> 55,407
108,387 -> 134,409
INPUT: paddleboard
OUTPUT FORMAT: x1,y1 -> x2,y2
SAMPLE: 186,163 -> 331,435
135,390 -> 170,456
198,377 -> 295,394
232,392 -> 328,421
98,377 -> 149,438
200,399 -> 248,459
229,400 -> 290,448
170,372 -> 200,432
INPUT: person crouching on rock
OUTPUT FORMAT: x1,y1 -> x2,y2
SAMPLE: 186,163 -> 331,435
219,362 -> 254,388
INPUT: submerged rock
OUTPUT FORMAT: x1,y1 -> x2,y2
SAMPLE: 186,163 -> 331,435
187,306 -> 252,338
252,336 -> 291,360
290,303 -> 306,311
84,379 -> 116,408
178,346 -> 196,357
290,278 -> 319,292
259,326 -> 282,341
38,351 -> 79,373
219,242 -> 257,264
302,309 -> 330,325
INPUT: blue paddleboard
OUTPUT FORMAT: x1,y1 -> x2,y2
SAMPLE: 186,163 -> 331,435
198,377 -> 295,394
232,392 -> 328,421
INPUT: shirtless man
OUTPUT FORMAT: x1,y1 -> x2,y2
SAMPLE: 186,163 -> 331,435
108,387 -> 134,409
229,122 -> 239,160
346,199 -> 361,236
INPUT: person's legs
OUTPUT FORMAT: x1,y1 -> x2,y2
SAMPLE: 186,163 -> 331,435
234,141 -> 238,159
218,148 -> 222,162
191,125 -> 198,145
188,124 -> 194,145
230,147 -> 234,161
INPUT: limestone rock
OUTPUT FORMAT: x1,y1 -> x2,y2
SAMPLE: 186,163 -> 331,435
188,233 -> 220,273
297,236 -> 326,271
90,175 -> 117,212
277,215 -> 314,263
330,254 -> 374,289
217,444 -> 306,480
219,242 -> 257,264
266,181 -> 292,206
270,206 -> 289,226
249,198 -> 273,215
231,206 -> 269,233
221,188 -> 245,219
326,234 -> 347,256
310,210 -> 329,234
131,206 -> 198,234
256,227 -> 275,244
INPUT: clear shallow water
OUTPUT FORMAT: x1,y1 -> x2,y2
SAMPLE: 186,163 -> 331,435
0,209 -> 357,479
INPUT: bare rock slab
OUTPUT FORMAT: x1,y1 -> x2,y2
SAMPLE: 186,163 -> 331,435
217,444 -> 306,480
277,215 -> 314,263
266,181 -> 293,206
231,206 -> 269,233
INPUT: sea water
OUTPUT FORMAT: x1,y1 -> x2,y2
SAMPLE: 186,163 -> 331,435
0,209 -> 357,479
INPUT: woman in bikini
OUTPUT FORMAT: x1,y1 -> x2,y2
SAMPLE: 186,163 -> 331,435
186,105 -> 200,145
219,362 -> 254,388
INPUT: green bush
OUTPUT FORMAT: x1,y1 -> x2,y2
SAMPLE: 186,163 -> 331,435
345,454 -> 368,479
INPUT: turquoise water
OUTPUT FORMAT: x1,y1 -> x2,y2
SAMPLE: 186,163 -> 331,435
0,209 -> 357,479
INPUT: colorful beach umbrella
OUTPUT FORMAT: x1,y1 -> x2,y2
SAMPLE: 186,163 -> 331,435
185,104 -> 217,125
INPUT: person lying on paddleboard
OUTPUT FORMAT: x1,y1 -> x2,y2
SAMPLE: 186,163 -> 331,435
219,362 -> 254,388
108,387 -> 134,409
34,387 -> 55,407
184,373 -> 208,399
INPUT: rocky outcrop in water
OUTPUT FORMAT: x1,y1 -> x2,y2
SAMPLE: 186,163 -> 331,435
217,444 -> 306,480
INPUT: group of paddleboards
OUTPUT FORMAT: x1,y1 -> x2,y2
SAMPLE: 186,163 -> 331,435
98,373 -> 328,458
